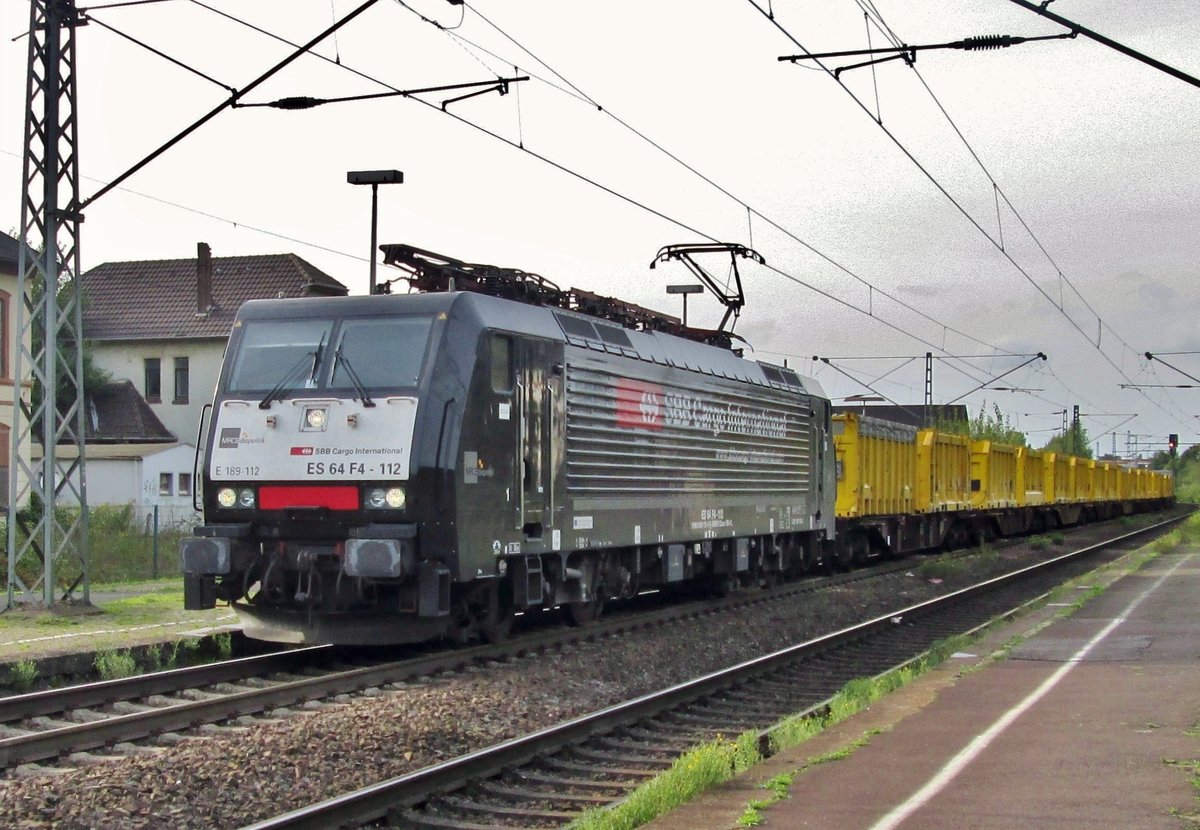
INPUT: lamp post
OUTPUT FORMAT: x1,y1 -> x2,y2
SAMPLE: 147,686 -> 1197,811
666,283 -> 703,326
347,169 -> 404,294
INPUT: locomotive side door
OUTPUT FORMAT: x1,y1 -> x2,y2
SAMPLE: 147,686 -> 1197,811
515,338 -> 558,539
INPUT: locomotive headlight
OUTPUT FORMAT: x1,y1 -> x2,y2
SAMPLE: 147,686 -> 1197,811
302,405 -> 329,431
365,487 -> 405,510
237,488 -> 256,508
217,487 -> 238,508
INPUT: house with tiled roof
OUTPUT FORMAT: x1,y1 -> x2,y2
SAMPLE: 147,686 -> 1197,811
81,243 -> 348,448
0,231 -> 34,509
41,380 -> 201,526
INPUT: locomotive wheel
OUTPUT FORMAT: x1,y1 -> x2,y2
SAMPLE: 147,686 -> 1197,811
832,540 -> 855,571
478,582 -> 515,644
564,596 -> 604,626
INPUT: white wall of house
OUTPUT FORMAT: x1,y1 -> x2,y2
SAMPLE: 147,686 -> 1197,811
136,443 -> 203,528
45,443 -> 202,529
91,338 -> 225,445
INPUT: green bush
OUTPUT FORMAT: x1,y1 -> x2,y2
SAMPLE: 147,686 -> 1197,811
8,659 -> 39,692
94,648 -> 138,680
3,502 -> 187,589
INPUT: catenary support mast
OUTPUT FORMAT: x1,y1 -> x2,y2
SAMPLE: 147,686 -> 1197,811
6,0 -> 90,610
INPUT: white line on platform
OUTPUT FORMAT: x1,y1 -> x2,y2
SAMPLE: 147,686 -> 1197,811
869,553 -> 1194,830
1,614 -> 237,648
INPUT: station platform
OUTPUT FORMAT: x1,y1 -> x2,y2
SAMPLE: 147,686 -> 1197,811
645,545 -> 1200,829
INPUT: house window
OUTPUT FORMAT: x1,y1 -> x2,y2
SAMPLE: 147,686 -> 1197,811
144,358 -> 161,402
173,357 -> 189,404
159,472 -> 174,496
0,291 -> 9,380
178,473 -> 192,496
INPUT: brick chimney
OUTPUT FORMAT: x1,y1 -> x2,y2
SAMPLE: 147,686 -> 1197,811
196,242 -> 212,315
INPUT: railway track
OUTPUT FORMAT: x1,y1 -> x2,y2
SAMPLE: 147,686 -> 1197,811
0,513 -> 1177,778
238,513 -> 1187,830
0,543 -> 954,775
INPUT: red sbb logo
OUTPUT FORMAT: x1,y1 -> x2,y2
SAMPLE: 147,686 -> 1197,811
615,378 -> 663,431
290,446 -> 315,456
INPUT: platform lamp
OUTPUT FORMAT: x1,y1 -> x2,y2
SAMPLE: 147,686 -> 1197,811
347,169 -> 404,295
666,284 -> 703,326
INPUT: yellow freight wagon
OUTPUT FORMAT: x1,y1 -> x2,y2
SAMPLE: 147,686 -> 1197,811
1075,459 -> 1098,502
832,413 -> 917,518
1043,452 -> 1071,503
1117,465 -> 1134,500
1015,447 -> 1045,507
1065,457 -> 1081,503
970,441 -> 1018,508
1098,461 -> 1120,501
916,429 -> 971,512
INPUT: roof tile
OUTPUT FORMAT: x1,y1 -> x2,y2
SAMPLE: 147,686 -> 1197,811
82,251 -> 348,340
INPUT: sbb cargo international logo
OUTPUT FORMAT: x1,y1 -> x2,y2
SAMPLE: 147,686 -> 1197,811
615,378 -> 663,431
290,447 -> 314,456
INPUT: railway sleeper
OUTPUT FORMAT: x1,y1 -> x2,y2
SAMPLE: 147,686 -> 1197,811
537,756 -> 660,779
694,698 -> 785,718
618,727 -> 701,751
569,745 -> 672,768
592,735 -> 680,757
512,769 -> 632,793
659,709 -> 745,730
396,807 -> 544,830
476,779 -> 611,806
435,794 -> 577,823
27,716 -> 78,732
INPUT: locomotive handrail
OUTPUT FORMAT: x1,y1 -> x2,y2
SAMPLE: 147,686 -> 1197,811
193,402 -> 211,513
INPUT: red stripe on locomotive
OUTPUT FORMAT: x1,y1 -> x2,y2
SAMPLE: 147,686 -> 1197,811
259,486 -> 360,510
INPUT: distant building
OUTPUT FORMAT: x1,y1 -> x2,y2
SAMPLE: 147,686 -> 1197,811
81,243 -> 348,447
0,231 -> 33,510
43,379 -> 203,526
831,404 -> 968,429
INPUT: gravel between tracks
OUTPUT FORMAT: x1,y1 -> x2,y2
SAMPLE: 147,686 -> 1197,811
0,519 -> 1161,829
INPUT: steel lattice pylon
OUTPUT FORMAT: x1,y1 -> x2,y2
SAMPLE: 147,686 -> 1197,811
5,0 -> 90,610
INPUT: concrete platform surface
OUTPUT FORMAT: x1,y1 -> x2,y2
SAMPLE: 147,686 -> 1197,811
644,547 -> 1200,830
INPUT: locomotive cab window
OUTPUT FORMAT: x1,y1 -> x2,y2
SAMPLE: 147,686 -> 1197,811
330,317 -> 432,390
490,334 -> 513,392
227,319 -> 335,392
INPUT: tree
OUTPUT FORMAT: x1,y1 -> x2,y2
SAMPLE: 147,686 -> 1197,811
24,248 -> 111,443
1040,421 -> 1093,459
969,402 -> 1027,446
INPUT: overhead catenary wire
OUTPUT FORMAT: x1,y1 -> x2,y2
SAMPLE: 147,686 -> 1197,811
855,2 -> 1197,435
751,0 -> 1189,431
166,0 -> 1016,367
438,1 -> 1020,361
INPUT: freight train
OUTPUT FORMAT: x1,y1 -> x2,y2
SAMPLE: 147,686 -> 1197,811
180,245 -> 1173,645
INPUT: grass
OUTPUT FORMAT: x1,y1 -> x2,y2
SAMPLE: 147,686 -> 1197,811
915,557 -> 964,581
94,648 -> 139,680
7,659 -> 38,692
569,732 -> 761,830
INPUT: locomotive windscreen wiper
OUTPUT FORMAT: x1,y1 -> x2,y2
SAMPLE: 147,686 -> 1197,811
307,332 -> 327,388
258,340 -> 324,410
331,345 -> 376,407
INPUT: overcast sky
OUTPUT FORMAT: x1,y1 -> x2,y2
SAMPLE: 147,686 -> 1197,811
2,0 -> 1197,456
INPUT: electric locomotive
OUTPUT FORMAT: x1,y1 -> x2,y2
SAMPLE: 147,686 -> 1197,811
181,245 -> 836,644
